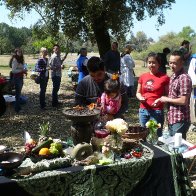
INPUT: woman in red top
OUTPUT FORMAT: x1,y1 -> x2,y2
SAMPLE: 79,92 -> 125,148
136,52 -> 170,136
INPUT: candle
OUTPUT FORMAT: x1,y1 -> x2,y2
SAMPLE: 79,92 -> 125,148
174,133 -> 182,147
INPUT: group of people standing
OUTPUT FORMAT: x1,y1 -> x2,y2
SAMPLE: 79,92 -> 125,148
9,44 -> 66,112
137,50 -> 192,140
7,39 -> 194,140
77,42 -> 136,99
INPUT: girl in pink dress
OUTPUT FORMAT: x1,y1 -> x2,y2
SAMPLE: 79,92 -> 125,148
100,74 -> 122,118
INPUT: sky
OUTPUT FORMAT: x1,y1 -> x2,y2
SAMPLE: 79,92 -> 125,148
0,0 -> 196,41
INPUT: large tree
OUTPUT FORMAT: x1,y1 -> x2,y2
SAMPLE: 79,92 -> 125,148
128,31 -> 151,52
3,0 -> 175,57
178,26 -> 196,41
0,22 -> 32,53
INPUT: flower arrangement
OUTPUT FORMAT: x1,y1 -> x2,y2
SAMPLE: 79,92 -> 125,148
105,118 -> 128,136
105,118 -> 128,151
145,120 -> 161,144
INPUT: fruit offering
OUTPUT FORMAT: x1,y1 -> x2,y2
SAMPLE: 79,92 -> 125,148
25,139 -> 37,154
39,148 -> 50,156
124,153 -> 132,159
98,158 -> 113,165
38,122 -> 51,143
49,142 -> 63,155
31,138 -> 53,154
132,147 -> 143,158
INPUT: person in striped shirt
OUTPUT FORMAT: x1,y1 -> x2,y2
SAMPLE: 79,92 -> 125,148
160,50 -> 192,139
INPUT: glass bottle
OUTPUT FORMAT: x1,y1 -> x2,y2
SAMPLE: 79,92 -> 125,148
162,127 -> 170,139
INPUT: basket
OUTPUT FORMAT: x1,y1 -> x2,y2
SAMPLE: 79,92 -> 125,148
122,126 -> 149,141
122,138 -> 142,152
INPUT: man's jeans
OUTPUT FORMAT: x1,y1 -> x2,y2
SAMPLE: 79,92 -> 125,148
52,76 -> 61,106
168,121 -> 190,140
139,108 -> 164,137
39,77 -> 48,108
14,77 -> 23,112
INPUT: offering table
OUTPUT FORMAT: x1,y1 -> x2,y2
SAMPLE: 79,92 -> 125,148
0,143 -> 192,196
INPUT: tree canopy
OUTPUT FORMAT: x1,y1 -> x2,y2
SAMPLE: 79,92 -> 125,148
3,0 -> 175,57
1,21 -> 196,62
0,22 -> 32,54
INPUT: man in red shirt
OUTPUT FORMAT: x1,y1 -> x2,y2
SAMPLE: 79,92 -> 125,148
160,50 -> 192,139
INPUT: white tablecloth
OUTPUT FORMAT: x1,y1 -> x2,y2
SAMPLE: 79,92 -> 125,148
158,136 -> 195,158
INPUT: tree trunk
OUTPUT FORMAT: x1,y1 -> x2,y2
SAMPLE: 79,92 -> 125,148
92,15 -> 111,59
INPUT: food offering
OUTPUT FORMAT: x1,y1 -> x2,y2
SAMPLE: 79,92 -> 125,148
25,138 -> 37,154
87,118 -> 149,166
63,104 -> 100,123
63,104 -> 101,145
24,122 -> 65,162
22,120 -> 153,169
25,137 -> 64,163
122,126 -> 149,141
122,146 -> 143,159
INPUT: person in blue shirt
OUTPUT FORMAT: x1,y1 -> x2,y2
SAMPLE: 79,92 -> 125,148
76,48 -> 88,83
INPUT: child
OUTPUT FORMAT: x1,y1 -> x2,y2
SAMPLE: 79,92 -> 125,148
100,74 -> 122,117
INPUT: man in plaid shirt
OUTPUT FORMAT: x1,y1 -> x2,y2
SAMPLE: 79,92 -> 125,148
160,50 -> 192,139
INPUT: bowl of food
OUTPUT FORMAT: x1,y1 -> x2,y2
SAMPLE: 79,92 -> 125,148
122,126 -> 149,141
0,152 -> 24,170
63,107 -> 100,123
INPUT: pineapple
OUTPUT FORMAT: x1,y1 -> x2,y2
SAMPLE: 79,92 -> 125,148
38,122 -> 51,144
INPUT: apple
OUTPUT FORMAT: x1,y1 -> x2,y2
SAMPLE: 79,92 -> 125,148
124,153 -> 132,159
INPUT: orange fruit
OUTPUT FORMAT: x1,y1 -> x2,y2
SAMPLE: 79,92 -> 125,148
39,148 -> 50,155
